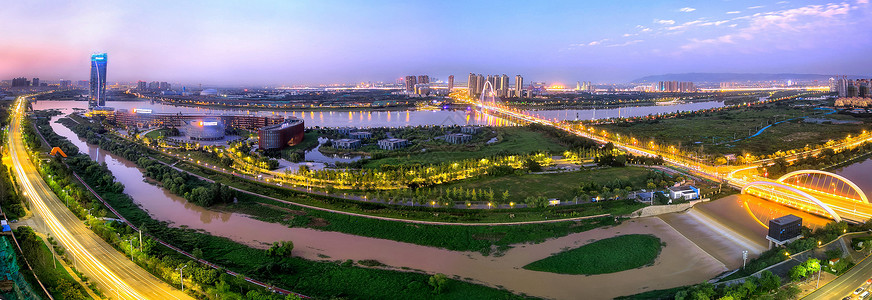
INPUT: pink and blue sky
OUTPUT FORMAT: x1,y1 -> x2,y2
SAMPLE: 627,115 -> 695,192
1,0 -> 870,85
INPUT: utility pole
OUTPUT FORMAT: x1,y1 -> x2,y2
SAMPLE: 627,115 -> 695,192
816,266 -> 821,289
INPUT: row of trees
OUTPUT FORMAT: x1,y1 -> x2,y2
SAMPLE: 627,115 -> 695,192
764,142 -> 872,178
40,115 -> 301,299
15,226 -> 92,300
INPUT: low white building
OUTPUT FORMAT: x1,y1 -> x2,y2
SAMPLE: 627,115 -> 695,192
667,185 -> 699,200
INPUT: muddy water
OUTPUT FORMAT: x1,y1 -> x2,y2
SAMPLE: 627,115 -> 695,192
49,114 -> 727,299
834,157 -> 872,198
48,112 -> 333,248
44,107 -> 732,299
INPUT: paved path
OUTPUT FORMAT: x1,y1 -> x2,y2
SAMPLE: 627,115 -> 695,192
153,157 -> 614,226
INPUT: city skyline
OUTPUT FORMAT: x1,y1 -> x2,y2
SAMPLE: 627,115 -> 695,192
1,0 -> 870,86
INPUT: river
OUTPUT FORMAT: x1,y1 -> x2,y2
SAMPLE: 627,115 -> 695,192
32,99 -> 731,127
38,105 -> 729,299
33,100 -> 872,299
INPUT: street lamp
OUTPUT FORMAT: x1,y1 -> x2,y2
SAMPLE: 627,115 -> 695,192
177,264 -> 188,291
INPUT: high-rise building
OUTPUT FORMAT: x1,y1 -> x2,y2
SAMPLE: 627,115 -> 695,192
404,76 -> 417,93
486,75 -> 495,91
59,79 -> 72,88
89,53 -> 108,108
77,80 -> 89,88
137,81 -> 147,91
476,74 -> 485,97
448,75 -> 454,91
11,77 -> 29,87
836,76 -> 850,98
159,82 -> 171,90
417,75 -> 429,84
515,75 -> 524,98
32,78 -> 40,87
467,73 -> 477,97
499,74 -> 509,98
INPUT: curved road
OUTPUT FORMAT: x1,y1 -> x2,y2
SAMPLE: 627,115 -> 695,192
10,97 -> 192,300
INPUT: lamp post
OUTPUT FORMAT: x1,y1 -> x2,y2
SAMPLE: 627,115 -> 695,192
177,264 -> 188,291
742,250 -> 748,269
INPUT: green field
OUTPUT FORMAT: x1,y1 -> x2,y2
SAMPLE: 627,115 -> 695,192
142,128 -> 173,140
523,234 -> 663,275
362,126 -> 568,168
595,103 -> 871,157
433,166 -> 653,201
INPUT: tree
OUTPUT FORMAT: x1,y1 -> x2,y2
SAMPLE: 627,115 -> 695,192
192,247 -> 204,259
428,273 -> 448,294
789,265 -> 807,282
758,270 -> 782,292
266,241 -> 294,257
523,158 -> 542,172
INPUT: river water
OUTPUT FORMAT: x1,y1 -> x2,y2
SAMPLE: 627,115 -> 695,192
32,99 -> 730,126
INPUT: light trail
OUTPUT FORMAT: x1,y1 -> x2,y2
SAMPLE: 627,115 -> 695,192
9,96 -> 190,300
452,91 -> 872,223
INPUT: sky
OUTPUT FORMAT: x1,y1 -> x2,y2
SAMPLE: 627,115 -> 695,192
1,0 -> 870,86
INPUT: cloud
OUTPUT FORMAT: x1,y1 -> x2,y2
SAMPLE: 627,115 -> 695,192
571,38 -> 609,47
635,25 -> 653,32
748,5 -> 764,9
679,7 -> 696,12
606,40 -> 643,47
859,0 -> 869,4
680,2 -> 860,53
654,19 -> 675,25
726,11 -> 741,14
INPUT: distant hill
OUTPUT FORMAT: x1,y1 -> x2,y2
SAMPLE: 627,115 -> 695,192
631,73 -> 868,83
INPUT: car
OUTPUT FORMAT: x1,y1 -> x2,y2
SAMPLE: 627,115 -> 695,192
862,291 -> 871,299
857,287 -> 865,295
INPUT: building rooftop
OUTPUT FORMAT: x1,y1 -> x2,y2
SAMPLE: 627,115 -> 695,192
770,214 -> 802,226
668,185 -> 696,192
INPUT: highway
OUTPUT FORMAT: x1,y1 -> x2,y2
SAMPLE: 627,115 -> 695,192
9,96 -> 192,300
804,254 -> 872,299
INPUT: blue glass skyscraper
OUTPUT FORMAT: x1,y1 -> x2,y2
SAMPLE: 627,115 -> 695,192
89,53 -> 107,108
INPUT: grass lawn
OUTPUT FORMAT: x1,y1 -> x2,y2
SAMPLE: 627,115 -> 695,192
143,128 -> 172,140
432,166 -> 653,201
523,234 -> 663,275
595,103 -> 871,156
362,126 -> 568,168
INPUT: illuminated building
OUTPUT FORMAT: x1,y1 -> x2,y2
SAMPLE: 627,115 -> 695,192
89,53 -> 108,108
257,118 -> 305,150
405,76 -> 417,93
515,75 -> 523,98
448,75 -> 454,91
185,118 -> 225,141
32,78 -> 39,87
137,81 -> 147,91
417,75 -> 429,84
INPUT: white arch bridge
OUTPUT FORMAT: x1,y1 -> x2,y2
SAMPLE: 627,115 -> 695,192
742,170 -> 872,223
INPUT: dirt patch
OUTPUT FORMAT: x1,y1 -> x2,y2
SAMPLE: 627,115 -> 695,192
781,131 -> 819,142
308,217 -> 329,228
258,202 -> 306,215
